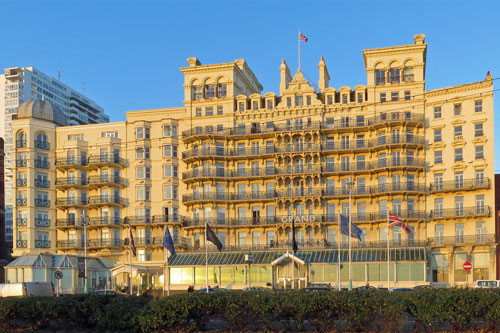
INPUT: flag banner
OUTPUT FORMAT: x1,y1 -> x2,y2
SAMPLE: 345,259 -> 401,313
206,223 -> 223,251
163,226 -> 176,256
300,33 -> 308,42
78,257 -> 85,278
291,218 -> 299,254
388,211 -> 412,234
129,226 -> 137,257
340,214 -> 363,240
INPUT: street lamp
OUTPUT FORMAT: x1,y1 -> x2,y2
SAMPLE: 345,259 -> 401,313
347,176 -> 355,291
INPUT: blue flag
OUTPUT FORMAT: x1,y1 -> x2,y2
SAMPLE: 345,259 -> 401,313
340,214 -> 363,241
163,226 -> 176,256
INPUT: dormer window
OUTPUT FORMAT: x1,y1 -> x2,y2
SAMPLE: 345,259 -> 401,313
192,86 -> 202,100
205,85 -> 215,99
267,100 -> 273,110
217,84 -> 227,98
403,67 -> 414,82
327,96 -> 333,105
357,93 -> 363,103
239,102 -> 245,111
295,96 -> 303,106
375,70 -> 385,85
306,96 -> 311,106
342,95 -> 348,104
253,101 -> 259,111
287,97 -> 292,107
390,68 -> 400,83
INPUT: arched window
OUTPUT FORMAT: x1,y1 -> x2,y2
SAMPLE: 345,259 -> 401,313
191,85 -> 202,100
35,132 -> 49,149
16,131 -> 27,148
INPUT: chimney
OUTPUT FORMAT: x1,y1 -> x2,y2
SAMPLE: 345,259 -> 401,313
279,59 -> 292,95
318,56 -> 330,92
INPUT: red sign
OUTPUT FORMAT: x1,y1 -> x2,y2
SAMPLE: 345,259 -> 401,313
463,262 -> 472,271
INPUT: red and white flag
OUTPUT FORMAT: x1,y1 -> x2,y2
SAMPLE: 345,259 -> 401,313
300,33 -> 308,42
388,211 -> 412,235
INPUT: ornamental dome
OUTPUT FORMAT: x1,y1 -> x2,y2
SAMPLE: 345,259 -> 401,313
17,99 -> 67,126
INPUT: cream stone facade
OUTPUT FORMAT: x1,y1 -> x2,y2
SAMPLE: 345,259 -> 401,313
9,35 -> 496,292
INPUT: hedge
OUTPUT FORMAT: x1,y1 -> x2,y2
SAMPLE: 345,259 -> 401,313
1,289 -> 500,332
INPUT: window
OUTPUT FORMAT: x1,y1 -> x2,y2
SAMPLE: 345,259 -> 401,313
163,165 -> 178,177
306,96 -> 311,105
434,198 -> 443,217
163,125 -> 177,137
391,92 -> 399,101
403,67 -> 414,82
205,85 -> 215,99
136,186 -> 150,201
475,100 -> 483,112
404,91 -> 411,101
434,106 -> 442,119
101,131 -> 117,138
136,147 -> 150,159
217,84 -> 227,98
476,195 -> 485,214
390,68 -> 400,83
267,100 -> 273,109
163,184 -> 178,199
375,70 -> 385,85
238,102 -> 245,111
342,95 -> 348,104
295,96 -> 303,106
327,96 -> 333,105
454,148 -> 463,162
357,92 -> 363,103
434,129 -> 442,142
434,150 -> 443,164
136,127 -> 144,139
475,145 -> 484,159
163,145 -> 177,157
454,126 -> 463,138
205,107 -> 213,116
453,103 -> 462,115
252,101 -> 259,110
476,169 -> 485,185
380,93 -> 386,102
136,166 -> 150,179
192,86 -> 202,100
475,123 -> 484,137
238,232 -> 246,246
287,97 -> 292,107
195,107 -> 202,117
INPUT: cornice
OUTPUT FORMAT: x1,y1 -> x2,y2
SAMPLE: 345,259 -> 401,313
425,81 -> 493,98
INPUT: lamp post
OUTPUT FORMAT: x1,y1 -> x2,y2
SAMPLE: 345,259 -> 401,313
82,216 -> 88,294
347,176 -> 355,291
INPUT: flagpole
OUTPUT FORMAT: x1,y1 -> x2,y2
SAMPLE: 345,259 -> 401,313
166,248 -> 170,296
162,248 -> 166,297
337,212 -> 341,291
292,220 -> 295,290
129,224 -> 133,296
348,176 -> 353,291
387,210 -> 390,291
205,222 -> 209,292
298,29 -> 301,71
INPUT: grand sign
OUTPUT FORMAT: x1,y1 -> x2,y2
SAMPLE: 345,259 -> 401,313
281,215 -> 317,223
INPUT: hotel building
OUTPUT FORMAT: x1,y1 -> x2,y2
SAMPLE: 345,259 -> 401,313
7,35 -> 496,291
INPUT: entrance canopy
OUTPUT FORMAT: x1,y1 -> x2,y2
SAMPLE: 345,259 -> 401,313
110,264 -> 162,278
168,248 -> 426,266
271,252 -> 306,266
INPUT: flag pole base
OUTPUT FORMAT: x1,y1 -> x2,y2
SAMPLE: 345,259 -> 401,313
348,279 -> 352,291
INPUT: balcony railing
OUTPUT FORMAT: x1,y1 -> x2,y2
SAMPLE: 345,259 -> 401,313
34,140 -> 50,150
275,143 -> 322,153
17,240 -> 27,248
276,165 -> 322,175
16,140 -> 27,148
87,238 -> 121,248
123,215 -> 182,225
55,177 -> 88,187
430,178 -> 491,193
16,198 -> 27,206
87,217 -> 121,227
183,167 -> 277,180
430,206 -> 491,219
34,179 -> 50,188
183,191 -> 276,203
55,157 -> 88,168
16,159 -> 28,167
428,234 -> 495,247
182,112 -> 424,139
88,195 -> 128,206
323,135 -> 425,152
16,179 -> 27,187
56,197 -> 88,206
88,155 -> 127,167
16,218 -> 27,226
57,239 -> 85,249
275,188 -> 323,198
35,239 -> 51,248
56,218 -> 85,228
324,158 -> 425,172
88,175 -> 127,187
34,159 -> 50,169
35,218 -> 50,227
324,183 -> 425,196
35,199 -> 50,207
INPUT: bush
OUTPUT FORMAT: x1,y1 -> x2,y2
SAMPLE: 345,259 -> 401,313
1,289 -> 500,332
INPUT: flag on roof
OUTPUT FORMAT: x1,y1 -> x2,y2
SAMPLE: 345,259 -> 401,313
300,33 -> 308,42
388,211 -> 412,235
340,214 -> 363,241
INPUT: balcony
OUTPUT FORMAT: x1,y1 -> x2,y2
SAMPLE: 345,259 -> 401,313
323,158 -> 425,173
323,135 -> 425,152
88,155 -> 127,168
182,147 -> 232,159
17,240 -> 27,248
34,140 -> 50,150
16,198 -> 27,206
88,195 -> 127,207
274,143 -> 322,154
87,175 -> 127,188
57,239 -> 84,249
275,188 -> 323,198
35,218 -> 50,227
55,177 -> 88,189
183,167 -> 276,180
123,215 -> 183,226
56,218 -> 84,229
56,197 -> 88,208
276,165 -> 322,175
16,179 -> 27,187
34,159 -> 50,169
323,182 -> 426,197
55,157 -> 88,169
87,217 -> 121,228
35,199 -> 50,207
182,191 -> 275,204
16,140 -> 27,148
16,159 -> 27,167
16,218 -> 27,226
35,240 -> 51,248
430,206 -> 491,220
428,234 -> 496,247
35,179 -> 50,188
87,238 -> 121,249
430,178 -> 491,193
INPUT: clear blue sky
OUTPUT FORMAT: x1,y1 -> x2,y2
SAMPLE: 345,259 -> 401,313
1,0 -> 499,166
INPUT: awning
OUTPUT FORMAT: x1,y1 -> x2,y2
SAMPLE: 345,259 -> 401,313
110,264 -> 162,278
271,252 -> 306,266
168,248 -> 426,266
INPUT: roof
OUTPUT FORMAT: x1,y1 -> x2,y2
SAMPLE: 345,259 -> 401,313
168,248 -> 426,266
17,99 -> 67,126
6,254 -> 112,270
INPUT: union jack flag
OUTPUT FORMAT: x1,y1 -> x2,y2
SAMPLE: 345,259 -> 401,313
388,211 -> 412,235
129,226 -> 137,257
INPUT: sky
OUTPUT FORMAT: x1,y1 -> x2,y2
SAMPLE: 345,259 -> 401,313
1,0 -> 500,165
